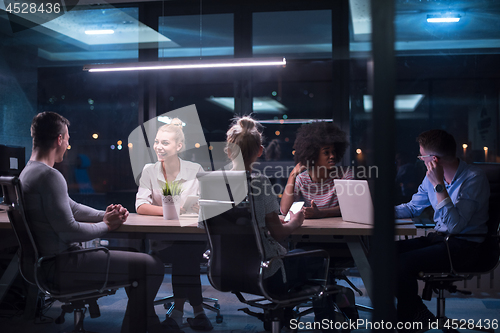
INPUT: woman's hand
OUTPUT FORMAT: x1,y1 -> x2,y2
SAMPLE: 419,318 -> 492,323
302,200 -> 324,219
281,163 -> 307,215
291,163 -> 307,178
288,209 -> 305,228
190,202 -> 200,214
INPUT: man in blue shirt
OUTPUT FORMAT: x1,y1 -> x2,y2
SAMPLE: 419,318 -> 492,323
394,129 -> 489,331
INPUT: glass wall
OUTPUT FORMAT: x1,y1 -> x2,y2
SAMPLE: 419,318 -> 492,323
159,13 -> 234,59
349,0 -> 500,204
253,10 -> 332,59
2,0 -> 499,210
37,67 -> 139,201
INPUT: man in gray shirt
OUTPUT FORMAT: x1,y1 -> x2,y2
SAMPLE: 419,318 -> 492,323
20,112 -> 179,333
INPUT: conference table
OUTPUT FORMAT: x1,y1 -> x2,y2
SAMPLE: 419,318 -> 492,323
0,211 -> 416,301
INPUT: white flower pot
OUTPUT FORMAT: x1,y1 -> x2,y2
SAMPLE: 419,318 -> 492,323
162,195 -> 181,220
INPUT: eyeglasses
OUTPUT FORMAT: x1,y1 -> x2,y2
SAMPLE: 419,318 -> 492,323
417,155 -> 435,160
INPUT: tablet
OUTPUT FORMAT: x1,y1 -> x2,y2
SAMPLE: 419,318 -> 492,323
284,201 -> 304,222
183,195 -> 199,210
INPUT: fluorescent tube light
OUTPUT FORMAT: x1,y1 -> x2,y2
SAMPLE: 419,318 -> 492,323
259,119 -> 333,124
427,14 -> 461,23
207,97 -> 287,114
85,30 -> 115,35
83,57 -> 286,72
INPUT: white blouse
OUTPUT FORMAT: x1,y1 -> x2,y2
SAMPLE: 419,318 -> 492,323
135,158 -> 203,212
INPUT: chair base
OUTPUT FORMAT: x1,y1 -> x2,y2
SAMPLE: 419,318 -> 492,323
426,286 -> 495,333
61,308 -> 98,333
154,295 -> 223,323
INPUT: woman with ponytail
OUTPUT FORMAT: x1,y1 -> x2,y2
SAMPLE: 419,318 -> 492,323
226,117 -> 341,329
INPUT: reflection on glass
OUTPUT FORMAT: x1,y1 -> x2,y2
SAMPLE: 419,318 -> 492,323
159,14 -> 234,58
253,10 -> 332,58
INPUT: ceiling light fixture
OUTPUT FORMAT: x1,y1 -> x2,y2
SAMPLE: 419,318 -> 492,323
427,14 -> 461,23
83,57 -> 286,72
85,29 -> 115,35
259,119 -> 333,124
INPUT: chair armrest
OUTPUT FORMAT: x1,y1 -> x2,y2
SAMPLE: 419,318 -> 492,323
36,246 -> 113,296
266,249 -> 330,272
260,249 -> 330,304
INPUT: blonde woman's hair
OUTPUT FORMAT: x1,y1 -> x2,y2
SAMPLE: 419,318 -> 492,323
158,123 -> 185,152
226,116 -> 263,167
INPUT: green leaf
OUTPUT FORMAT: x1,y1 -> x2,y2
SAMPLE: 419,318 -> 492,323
162,180 -> 184,196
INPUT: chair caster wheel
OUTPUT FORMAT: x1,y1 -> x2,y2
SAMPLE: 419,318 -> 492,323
216,315 -> 223,323
264,320 -> 283,332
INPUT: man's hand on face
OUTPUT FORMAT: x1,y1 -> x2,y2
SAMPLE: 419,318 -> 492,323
425,158 -> 444,186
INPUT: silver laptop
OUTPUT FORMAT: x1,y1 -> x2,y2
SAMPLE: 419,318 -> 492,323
334,179 -> 413,225
334,179 -> 374,225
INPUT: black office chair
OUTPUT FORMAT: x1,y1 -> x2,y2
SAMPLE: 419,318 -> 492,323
0,176 -> 133,333
418,163 -> 500,333
198,170 -> 333,333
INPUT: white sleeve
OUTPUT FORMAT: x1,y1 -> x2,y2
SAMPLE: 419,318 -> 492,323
135,165 -> 155,210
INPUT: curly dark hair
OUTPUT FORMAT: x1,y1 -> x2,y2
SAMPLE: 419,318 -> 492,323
293,121 -> 349,165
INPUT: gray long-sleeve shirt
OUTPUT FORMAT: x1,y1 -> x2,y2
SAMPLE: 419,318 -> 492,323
20,160 -> 108,256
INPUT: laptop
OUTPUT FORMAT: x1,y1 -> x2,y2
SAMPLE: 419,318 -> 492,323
333,179 -> 413,225
334,179 -> 374,225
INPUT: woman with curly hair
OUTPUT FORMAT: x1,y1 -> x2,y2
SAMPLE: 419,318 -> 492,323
280,121 -> 353,219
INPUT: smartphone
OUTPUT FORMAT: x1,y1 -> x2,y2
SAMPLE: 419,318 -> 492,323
183,195 -> 199,210
284,201 -> 305,222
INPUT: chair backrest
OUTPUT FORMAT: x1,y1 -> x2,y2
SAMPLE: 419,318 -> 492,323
198,171 -> 266,296
473,163 -> 500,235
0,176 -> 39,285
453,163 -> 500,273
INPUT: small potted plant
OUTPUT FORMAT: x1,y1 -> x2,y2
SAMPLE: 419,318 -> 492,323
161,180 -> 183,220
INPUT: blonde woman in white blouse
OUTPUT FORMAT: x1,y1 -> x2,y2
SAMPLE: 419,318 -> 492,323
135,123 -> 213,331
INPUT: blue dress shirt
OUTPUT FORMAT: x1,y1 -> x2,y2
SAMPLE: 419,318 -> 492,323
395,160 -> 489,240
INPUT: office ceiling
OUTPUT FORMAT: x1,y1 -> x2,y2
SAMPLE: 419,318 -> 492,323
1,0 -> 500,64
